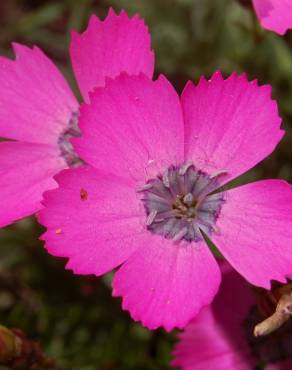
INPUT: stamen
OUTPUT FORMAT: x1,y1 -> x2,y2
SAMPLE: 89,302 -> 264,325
211,223 -> 220,233
146,210 -> 158,226
179,161 -> 193,176
183,193 -> 194,206
162,170 -> 170,188
210,170 -> 228,179
173,227 -> 188,242
155,210 -> 176,220
136,183 -> 153,193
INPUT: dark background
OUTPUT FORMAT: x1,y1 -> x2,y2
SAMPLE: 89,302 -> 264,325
0,0 -> 291,369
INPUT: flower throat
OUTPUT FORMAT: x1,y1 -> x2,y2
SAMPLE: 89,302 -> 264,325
139,162 -> 225,242
58,111 -> 82,167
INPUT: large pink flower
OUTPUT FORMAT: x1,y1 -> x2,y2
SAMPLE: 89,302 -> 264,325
172,261 -> 292,370
39,71 -> 292,331
0,9 -> 154,227
252,0 -> 292,35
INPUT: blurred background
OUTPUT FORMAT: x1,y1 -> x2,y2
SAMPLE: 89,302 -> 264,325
0,0 -> 292,369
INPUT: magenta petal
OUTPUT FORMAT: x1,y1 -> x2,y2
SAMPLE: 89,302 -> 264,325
74,74 -> 184,183
181,72 -> 283,185
0,141 -> 65,227
172,262 -> 256,370
253,0 -> 292,35
112,238 -> 221,331
212,180 -> 292,288
70,9 -> 154,102
39,165 -> 146,275
0,44 -> 78,144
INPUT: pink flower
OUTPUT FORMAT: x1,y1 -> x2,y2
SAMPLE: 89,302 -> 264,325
39,71 -> 292,331
252,0 -> 292,35
172,261 -> 292,370
0,9 -> 154,228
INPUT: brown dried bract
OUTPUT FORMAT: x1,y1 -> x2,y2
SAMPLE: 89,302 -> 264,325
0,325 -> 55,369
254,283 -> 292,337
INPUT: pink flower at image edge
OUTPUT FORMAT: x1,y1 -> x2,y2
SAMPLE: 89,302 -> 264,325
0,8 -> 154,228
253,0 -> 292,35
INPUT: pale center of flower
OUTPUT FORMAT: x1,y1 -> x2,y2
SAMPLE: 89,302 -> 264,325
139,162 -> 225,242
58,111 -> 82,167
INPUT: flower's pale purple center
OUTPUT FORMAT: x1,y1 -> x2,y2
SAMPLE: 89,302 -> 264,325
58,111 -> 82,167
139,162 -> 225,242
244,304 -> 292,364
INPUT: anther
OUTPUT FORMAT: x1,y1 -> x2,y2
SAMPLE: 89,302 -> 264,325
136,183 -> 153,193
146,210 -> 158,226
179,161 -> 193,176
173,227 -> 188,242
162,170 -> 170,188
183,193 -> 194,206
211,223 -> 220,233
210,170 -> 228,179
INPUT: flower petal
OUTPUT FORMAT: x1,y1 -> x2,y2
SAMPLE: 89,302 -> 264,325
181,72 -> 283,185
112,237 -> 221,331
212,180 -> 292,288
253,0 -> 292,35
39,165 -> 146,275
74,74 -> 184,183
70,9 -> 154,102
172,261 -> 256,370
0,141 -> 64,227
0,44 -> 78,144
